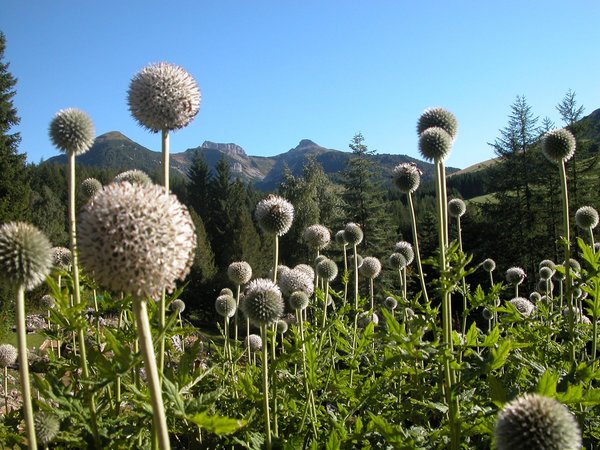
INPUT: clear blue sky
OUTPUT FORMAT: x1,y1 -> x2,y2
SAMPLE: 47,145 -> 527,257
2,1 -> 599,169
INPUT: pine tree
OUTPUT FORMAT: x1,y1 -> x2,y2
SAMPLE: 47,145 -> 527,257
187,151 -> 211,218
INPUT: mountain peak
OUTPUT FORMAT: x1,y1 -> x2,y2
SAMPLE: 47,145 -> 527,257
97,131 -> 131,142
296,139 -> 318,149
201,141 -> 246,157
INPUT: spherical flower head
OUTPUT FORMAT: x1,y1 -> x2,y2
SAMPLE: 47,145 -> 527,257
113,169 -> 153,186
81,178 -> 103,198
494,393 -> 581,450
40,294 -> 56,310
51,246 -> 72,270
255,194 -> 294,236
220,287 -> 234,297
482,258 -> 496,273
170,299 -> 185,313
506,267 -> 526,285
392,162 -> 422,193
276,319 -> 288,335
49,108 -> 95,156
350,254 -> 364,270
394,241 -> 415,265
389,252 -> 407,269
448,198 -> 466,218
316,258 -> 338,281
541,128 -> 576,163
0,343 -> 17,367
0,222 -> 52,291
529,292 -> 541,303
269,265 -> 291,281
343,222 -> 363,246
553,266 -> 566,282
215,294 -> 236,318
78,182 -> 196,300
564,258 -> 581,274
539,259 -> 556,271
417,107 -> 458,139
575,205 -> 599,230
294,264 -> 314,280
288,290 -> 310,311
360,256 -> 382,279
539,266 -> 554,281
384,296 -> 398,310
245,334 -> 262,352
357,311 -> 379,328
509,297 -> 535,317
537,278 -> 553,293
128,62 -> 201,132
418,127 -> 452,162
482,307 -> 493,321
34,412 -> 60,445
227,261 -> 252,285
241,278 -> 284,327
334,229 -> 347,246
303,224 -> 331,250
278,268 -> 314,297
404,307 -> 416,320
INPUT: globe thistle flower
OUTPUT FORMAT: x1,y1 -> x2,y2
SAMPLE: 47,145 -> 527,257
81,178 -> 103,198
0,343 -> 17,367
350,254 -> 364,270
448,198 -> 466,218
541,128 -> 576,163
245,334 -> 262,353
539,266 -> 554,280
334,229 -> 347,246
275,319 -> 288,335
494,393 -> 581,450
78,182 -> 196,300
394,241 -> 415,265
564,258 -> 581,274
50,246 -> 72,269
34,412 -> 60,446
241,278 -> 284,327
417,107 -> 458,139
506,267 -> 526,285
392,162 -> 422,193
562,306 -> 581,320
553,266 -> 566,282
343,222 -> 363,246
227,261 -> 252,286
294,264 -> 314,280
539,259 -> 556,271
314,255 -> 327,266
537,279 -> 554,293
575,205 -> 599,230
360,257 -> 382,279
49,108 -> 95,156
509,297 -> 535,317
403,307 -> 416,320
278,268 -> 314,297
269,265 -> 291,281
482,308 -> 493,321
384,296 -> 398,310
170,299 -> 185,313
40,294 -> 56,310
288,291 -> 309,311
316,258 -> 338,281
529,292 -> 541,303
303,224 -> 331,250
482,258 -> 496,273
357,311 -> 379,328
220,287 -> 234,297
255,194 -> 294,236
0,222 -> 53,291
418,127 -> 452,162
113,169 -> 153,186
215,294 -> 236,318
128,62 -> 201,132
389,252 -> 407,269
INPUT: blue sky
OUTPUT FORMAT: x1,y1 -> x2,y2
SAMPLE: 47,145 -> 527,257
2,1 -> 600,169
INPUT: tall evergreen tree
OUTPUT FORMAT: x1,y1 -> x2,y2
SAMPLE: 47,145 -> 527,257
187,151 -> 211,218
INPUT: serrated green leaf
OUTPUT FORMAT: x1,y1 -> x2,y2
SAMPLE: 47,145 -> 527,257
537,370 -> 559,397
488,375 -> 507,407
188,412 -> 245,435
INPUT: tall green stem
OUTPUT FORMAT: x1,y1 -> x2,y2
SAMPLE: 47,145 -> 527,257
158,129 -> 170,377
407,193 -> 429,302
260,324 -> 272,450
16,287 -> 36,449
272,235 -> 279,284
353,245 -> 359,309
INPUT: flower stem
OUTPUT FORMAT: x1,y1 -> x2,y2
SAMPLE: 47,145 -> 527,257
16,286 -> 36,449
407,192 -> 429,303
260,324 -> 272,450
272,235 -> 279,283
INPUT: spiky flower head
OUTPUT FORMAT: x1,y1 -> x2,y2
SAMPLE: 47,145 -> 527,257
539,266 -> 554,281
494,393 -> 581,450
245,334 -> 262,352
78,182 -> 196,300
541,128 -> 576,163
529,292 -> 541,303
417,107 -> 458,139
389,252 -> 407,269
509,297 -> 535,317
49,108 -> 95,156
241,278 -> 284,327
316,258 -> 338,281
303,224 -> 331,250
40,294 -> 55,310
448,198 -> 466,218
276,319 -> 288,335
51,246 -> 72,269
113,169 -> 153,186
0,343 -> 17,367
482,258 -> 496,273
0,222 -> 52,291
350,254 -> 364,270
564,258 -> 581,274
360,256 -> 382,279
269,265 -> 291,281
81,178 -> 103,198
418,127 -> 452,162
506,267 -> 526,285
128,62 -> 201,132
294,264 -> 314,280
278,268 -> 314,297
392,162 -> 422,193
170,299 -> 185,313
215,294 -> 236,318
384,296 -> 398,310
537,278 -> 553,293
343,222 -> 363,246
357,311 -> 379,328
539,259 -> 556,271
220,287 -> 234,297
227,261 -> 252,286
394,241 -> 414,265
334,229 -> 347,246
288,291 -> 309,311
34,412 -> 60,445
575,205 -> 599,230
255,194 -> 294,236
